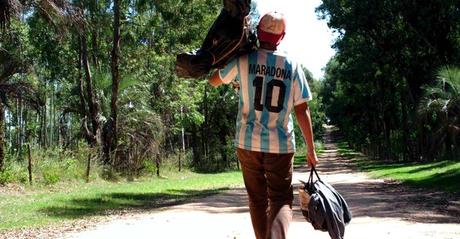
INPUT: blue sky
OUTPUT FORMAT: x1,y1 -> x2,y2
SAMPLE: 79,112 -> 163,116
254,0 -> 337,79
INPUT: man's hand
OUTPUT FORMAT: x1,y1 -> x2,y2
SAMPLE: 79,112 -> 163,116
307,149 -> 318,168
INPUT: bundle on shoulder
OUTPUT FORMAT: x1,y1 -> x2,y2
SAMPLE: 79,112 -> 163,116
175,0 -> 257,78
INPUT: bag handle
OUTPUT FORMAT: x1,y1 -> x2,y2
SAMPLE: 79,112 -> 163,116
304,167 -> 321,194
300,167 -> 321,193
308,166 -> 321,185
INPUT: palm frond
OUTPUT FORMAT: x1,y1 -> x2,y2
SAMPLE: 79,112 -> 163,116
0,47 -> 25,82
36,0 -> 86,34
420,84 -> 449,99
0,0 -> 85,34
0,81 -> 43,110
119,73 -> 142,92
436,65 -> 460,94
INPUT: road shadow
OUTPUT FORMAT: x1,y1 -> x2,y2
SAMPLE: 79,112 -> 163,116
174,189 -> 250,214
40,188 -> 229,219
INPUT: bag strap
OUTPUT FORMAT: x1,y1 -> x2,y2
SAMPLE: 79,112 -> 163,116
309,166 -> 321,183
303,167 -> 321,193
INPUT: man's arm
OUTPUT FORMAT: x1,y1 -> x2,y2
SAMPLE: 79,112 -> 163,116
294,102 -> 318,167
208,70 -> 223,88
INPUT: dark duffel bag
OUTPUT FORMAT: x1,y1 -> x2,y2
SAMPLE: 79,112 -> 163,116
175,0 -> 257,78
300,167 -> 352,239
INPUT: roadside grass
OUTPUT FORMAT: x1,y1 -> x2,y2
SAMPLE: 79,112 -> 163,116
0,170 -> 243,231
336,141 -> 460,193
294,140 -> 325,167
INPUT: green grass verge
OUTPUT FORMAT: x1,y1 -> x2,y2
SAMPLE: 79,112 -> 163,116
0,170 -> 243,231
294,140 -> 325,167
336,141 -> 460,193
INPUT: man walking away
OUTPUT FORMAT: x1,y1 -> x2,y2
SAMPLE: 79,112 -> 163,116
208,11 -> 318,239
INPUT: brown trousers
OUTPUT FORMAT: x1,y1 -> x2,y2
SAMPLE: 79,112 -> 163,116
236,148 -> 294,239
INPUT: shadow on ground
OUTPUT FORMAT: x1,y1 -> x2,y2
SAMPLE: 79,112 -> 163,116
40,188 -> 229,219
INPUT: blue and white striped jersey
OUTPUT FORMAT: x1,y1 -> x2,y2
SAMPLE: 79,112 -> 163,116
219,49 -> 312,153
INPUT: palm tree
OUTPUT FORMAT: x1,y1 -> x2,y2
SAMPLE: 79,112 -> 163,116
418,66 -> 460,160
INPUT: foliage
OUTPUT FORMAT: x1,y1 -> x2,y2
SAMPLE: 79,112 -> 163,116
318,0 -> 460,161
0,0 -> 233,175
294,68 -> 326,150
0,146 -> 99,185
417,66 -> 460,160
294,140 -> 324,167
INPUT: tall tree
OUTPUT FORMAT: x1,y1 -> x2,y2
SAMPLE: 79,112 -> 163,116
104,0 -> 121,164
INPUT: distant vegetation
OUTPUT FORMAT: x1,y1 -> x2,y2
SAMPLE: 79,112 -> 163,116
318,0 -> 459,162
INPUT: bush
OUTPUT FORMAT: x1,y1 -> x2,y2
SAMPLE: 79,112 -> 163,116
0,163 -> 29,185
143,159 -> 157,176
41,165 -> 61,185
0,169 -> 14,185
0,145 -> 103,186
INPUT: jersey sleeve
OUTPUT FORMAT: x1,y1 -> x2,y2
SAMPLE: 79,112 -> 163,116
218,57 -> 239,84
292,63 -> 312,106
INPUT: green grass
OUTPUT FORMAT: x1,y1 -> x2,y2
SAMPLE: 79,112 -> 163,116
336,142 -> 460,192
355,159 -> 460,192
294,140 -> 325,167
0,170 -> 243,231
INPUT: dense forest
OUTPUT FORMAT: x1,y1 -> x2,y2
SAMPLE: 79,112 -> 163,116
318,0 -> 460,162
0,0 -> 458,185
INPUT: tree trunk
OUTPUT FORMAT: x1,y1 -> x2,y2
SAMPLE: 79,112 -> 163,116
41,102 -> 48,149
104,0 -> 121,165
15,98 -> 19,154
81,35 -> 100,146
86,152 -> 91,183
218,124 -> 228,166
91,25 -> 99,68
156,153 -> 160,177
77,37 -> 95,146
27,144 -> 32,185
191,124 -> 200,165
202,85 -> 208,161
0,99 -> 5,171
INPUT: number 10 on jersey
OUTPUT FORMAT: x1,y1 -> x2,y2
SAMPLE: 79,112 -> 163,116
253,76 -> 286,113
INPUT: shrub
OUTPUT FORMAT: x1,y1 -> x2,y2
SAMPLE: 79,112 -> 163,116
0,169 -> 14,185
0,163 -> 29,185
41,164 -> 61,185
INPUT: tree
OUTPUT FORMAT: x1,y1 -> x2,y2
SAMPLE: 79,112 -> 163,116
0,18 -> 43,171
318,0 -> 460,161
0,0 -> 241,175
418,66 -> 460,160
103,0 -> 121,164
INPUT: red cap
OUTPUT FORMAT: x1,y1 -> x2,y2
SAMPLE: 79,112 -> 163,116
257,12 -> 286,46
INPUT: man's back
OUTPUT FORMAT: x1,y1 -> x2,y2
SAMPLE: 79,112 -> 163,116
208,12 -> 319,239
219,49 -> 311,154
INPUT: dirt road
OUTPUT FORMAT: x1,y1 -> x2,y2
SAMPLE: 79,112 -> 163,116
62,135 -> 460,239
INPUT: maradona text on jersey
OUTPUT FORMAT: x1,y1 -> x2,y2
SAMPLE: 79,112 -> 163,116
249,64 -> 292,80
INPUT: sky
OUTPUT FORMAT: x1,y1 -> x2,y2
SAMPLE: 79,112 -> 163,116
254,0 -> 337,79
